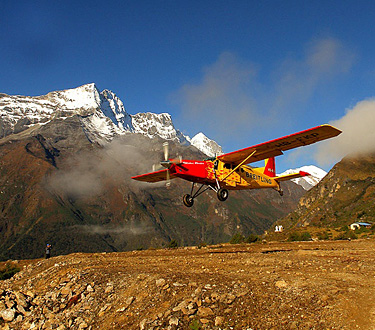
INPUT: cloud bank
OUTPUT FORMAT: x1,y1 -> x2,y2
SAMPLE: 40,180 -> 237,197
172,38 -> 355,143
316,99 -> 375,165
172,52 -> 259,138
48,137 -> 154,198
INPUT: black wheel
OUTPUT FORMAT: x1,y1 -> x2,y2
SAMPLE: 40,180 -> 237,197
279,190 -> 284,196
183,194 -> 194,207
217,188 -> 229,201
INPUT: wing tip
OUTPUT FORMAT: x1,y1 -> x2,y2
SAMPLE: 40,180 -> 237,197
320,124 -> 342,135
299,171 -> 311,177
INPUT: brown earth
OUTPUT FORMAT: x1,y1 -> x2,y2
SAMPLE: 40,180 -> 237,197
1,239 -> 375,330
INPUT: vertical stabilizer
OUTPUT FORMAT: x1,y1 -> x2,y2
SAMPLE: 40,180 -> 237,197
263,157 -> 276,177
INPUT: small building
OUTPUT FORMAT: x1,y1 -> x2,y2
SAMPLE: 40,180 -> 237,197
275,225 -> 284,232
350,222 -> 372,231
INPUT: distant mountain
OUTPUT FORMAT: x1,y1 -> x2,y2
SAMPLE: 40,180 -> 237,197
279,165 -> 327,190
277,153 -> 375,231
190,132 -> 223,158
0,83 -> 220,156
0,83 -> 305,260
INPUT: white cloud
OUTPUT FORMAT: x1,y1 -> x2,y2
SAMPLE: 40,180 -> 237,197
271,38 -> 355,116
171,52 -> 260,139
172,38 -> 355,145
316,99 -> 375,165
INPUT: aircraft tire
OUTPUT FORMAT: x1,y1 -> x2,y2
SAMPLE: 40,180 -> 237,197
217,188 -> 229,201
183,194 -> 194,207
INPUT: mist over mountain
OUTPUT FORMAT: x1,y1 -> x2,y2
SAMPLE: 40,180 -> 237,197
0,84 -> 309,261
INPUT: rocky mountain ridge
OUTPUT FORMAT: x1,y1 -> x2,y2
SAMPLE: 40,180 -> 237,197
0,83 -> 222,157
277,153 -> 375,230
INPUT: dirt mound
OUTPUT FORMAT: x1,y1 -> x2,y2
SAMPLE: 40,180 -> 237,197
1,239 -> 374,329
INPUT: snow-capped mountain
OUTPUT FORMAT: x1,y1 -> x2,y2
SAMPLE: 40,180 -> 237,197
190,132 -> 223,158
0,83 -> 127,140
0,83 -> 221,156
279,165 -> 327,190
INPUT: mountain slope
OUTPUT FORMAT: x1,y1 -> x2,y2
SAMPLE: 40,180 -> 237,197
0,123 -> 304,261
0,84 -> 306,260
277,153 -> 375,230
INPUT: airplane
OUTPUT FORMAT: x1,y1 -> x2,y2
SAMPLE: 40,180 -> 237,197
132,124 -> 341,207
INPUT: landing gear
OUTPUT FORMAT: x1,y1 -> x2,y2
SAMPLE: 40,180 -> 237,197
182,182 -> 230,207
279,189 -> 284,196
183,194 -> 194,207
217,188 -> 229,201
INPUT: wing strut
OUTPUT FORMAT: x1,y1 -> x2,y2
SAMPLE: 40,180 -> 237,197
222,150 -> 257,181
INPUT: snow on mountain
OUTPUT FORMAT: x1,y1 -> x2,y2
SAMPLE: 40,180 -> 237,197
0,83 -> 126,141
0,83 -> 217,155
190,132 -> 223,158
131,112 -> 189,143
279,165 -> 327,190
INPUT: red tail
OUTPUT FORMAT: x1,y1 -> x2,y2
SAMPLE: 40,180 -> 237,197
263,157 -> 276,177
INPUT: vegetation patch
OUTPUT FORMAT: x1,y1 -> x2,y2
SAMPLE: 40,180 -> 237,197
0,263 -> 20,280
288,231 -> 312,242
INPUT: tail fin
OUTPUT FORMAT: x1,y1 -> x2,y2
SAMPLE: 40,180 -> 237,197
263,157 -> 276,177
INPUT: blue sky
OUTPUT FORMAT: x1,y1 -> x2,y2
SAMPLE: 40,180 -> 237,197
2,1 -> 375,172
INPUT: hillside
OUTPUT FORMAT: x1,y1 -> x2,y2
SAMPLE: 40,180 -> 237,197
1,239 -> 375,329
0,114 -> 305,261
275,153 -> 375,234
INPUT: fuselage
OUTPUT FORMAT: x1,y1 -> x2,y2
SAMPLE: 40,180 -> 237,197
169,159 -> 279,190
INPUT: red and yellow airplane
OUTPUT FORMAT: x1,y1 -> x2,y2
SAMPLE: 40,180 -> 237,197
132,124 -> 341,207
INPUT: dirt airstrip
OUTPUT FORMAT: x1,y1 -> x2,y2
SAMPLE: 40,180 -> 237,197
1,239 -> 375,329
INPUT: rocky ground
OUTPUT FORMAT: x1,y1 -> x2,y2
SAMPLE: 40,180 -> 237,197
1,239 -> 375,330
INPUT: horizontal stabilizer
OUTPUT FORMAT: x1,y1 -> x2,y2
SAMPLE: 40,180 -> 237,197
131,169 -> 176,183
274,171 -> 310,182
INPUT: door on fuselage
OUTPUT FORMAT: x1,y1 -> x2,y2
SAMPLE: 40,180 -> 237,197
215,161 -> 241,187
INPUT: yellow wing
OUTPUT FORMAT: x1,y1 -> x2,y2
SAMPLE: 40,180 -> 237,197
217,124 -> 341,165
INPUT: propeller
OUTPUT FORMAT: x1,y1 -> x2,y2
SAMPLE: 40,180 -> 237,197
163,141 -> 169,162
153,141 -> 183,187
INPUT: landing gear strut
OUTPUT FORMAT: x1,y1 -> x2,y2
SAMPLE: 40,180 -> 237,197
182,182 -> 230,207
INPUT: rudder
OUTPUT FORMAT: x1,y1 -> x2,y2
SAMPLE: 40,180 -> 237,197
263,157 -> 276,177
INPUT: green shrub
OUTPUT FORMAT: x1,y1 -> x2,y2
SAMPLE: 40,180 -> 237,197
167,239 -> 179,249
317,231 -> 330,240
230,233 -> 244,244
0,264 -> 20,281
335,231 -> 357,240
288,231 -> 311,242
245,234 -> 260,243
300,232 -> 312,241
197,242 -> 207,249
189,319 -> 202,330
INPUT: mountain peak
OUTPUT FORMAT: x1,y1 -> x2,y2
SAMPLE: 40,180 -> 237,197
279,165 -> 327,190
191,132 -> 223,157
0,83 -> 222,156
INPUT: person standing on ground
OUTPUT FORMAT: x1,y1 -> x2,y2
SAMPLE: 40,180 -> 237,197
45,244 -> 52,259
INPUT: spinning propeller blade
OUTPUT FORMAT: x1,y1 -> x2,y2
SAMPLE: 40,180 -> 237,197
163,142 -> 169,162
